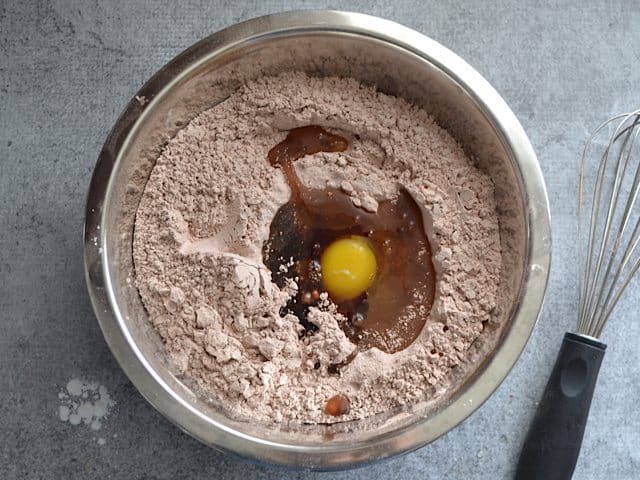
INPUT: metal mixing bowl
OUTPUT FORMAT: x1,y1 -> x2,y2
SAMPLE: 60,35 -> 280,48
84,10 -> 551,469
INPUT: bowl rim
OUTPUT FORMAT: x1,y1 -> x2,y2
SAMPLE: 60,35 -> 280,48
84,9 -> 551,469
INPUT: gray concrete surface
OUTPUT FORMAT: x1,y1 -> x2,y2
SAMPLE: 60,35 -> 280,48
2,1 -> 639,478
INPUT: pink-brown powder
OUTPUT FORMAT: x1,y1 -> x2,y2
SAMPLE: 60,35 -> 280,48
133,73 -> 501,424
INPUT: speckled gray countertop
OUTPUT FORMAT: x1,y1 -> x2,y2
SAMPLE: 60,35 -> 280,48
2,1 -> 639,478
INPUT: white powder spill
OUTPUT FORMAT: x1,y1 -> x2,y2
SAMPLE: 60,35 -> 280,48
66,378 -> 83,396
58,405 -> 70,421
58,377 -> 115,444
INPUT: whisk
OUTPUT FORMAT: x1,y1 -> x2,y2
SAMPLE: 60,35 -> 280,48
516,110 -> 640,479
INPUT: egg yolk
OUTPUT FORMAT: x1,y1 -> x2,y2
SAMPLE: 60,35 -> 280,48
320,236 -> 377,300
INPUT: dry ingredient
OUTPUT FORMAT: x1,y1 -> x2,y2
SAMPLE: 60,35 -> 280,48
133,72 -> 501,424
57,378 -> 115,443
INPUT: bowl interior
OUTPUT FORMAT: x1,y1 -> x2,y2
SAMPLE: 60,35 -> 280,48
89,17 -> 542,467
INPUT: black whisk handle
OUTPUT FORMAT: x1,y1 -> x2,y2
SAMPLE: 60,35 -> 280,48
515,332 -> 606,480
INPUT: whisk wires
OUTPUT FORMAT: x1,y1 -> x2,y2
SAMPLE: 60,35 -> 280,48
578,110 -> 640,338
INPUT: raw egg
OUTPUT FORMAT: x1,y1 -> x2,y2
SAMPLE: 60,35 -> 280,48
321,236 -> 377,300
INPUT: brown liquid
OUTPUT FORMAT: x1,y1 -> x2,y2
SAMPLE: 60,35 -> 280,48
263,126 -> 436,357
325,394 -> 350,417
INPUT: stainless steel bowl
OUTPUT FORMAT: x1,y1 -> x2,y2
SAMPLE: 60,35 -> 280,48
84,10 -> 551,469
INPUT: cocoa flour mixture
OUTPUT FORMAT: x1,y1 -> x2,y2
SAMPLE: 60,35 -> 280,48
133,73 -> 501,424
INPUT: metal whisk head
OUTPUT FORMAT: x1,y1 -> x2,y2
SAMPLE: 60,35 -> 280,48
578,109 -> 640,338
